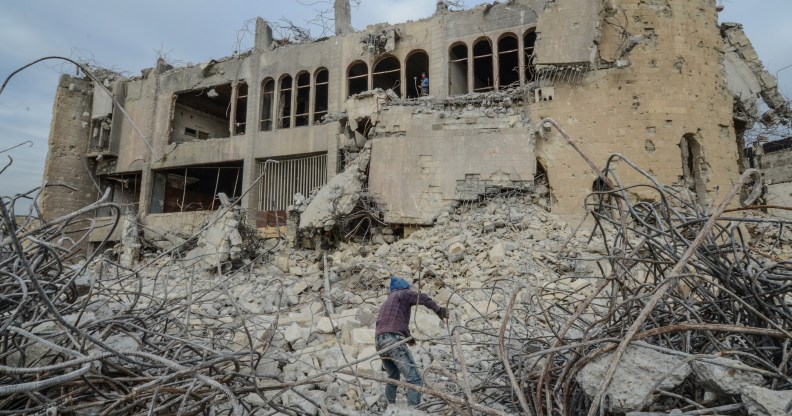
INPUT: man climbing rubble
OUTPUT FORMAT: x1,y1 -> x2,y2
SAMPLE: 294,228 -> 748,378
375,276 -> 448,407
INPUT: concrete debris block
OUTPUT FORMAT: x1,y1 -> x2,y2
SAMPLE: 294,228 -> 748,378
691,357 -> 764,396
464,300 -> 499,319
355,345 -> 381,375
489,243 -> 505,263
351,328 -> 375,345
413,309 -> 445,338
119,212 -> 140,267
446,242 -> 466,263
316,317 -> 335,334
374,243 -> 390,256
741,386 -> 792,416
576,345 -> 691,413
282,389 -> 318,415
288,280 -> 309,297
184,202 -> 245,271
284,323 -> 306,344
243,393 -> 266,406
384,404 -> 431,415
299,146 -> 371,231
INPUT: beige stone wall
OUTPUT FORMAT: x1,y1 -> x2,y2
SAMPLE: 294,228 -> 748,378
369,108 -> 535,224
531,0 -> 739,214
41,75 -> 97,223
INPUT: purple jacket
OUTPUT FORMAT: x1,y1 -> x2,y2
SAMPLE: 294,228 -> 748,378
375,289 -> 442,338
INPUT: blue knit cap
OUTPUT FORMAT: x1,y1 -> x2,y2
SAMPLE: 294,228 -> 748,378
389,276 -> 411,291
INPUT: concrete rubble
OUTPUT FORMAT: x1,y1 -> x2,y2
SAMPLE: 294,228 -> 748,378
576,345 -> 691,413
5,166 -> 792,414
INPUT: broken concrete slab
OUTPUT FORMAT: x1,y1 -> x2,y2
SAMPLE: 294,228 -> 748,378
576,345 -> 691,413
741,385 -> 792,416
691,356 -> 764,396
299,145 -> 371,231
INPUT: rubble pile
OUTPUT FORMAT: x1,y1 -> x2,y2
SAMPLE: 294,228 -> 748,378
2,154 -> 792,415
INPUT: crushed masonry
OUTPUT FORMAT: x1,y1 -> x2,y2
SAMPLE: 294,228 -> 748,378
2,0 -> 792,414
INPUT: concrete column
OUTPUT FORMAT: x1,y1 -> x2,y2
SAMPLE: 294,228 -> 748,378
334,0 -> 353,35
255,18 -> 273,52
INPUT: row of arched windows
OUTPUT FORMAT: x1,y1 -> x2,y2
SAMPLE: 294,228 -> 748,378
344,29 -> 537,99
347,50 -> 431,99
260,68 -> 329,131
258,29 -> 537,132
449,29 -> 537,94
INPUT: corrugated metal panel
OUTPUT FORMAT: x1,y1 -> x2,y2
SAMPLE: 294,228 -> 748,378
258,153 -> 327,211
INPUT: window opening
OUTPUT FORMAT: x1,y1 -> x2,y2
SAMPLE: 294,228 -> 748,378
96,173 -> 142,217
372,56 -> 401,96
89,116 -> 112,152
258,153 -> 328,227
171,83 -> 233,143
681,134 -> 707,206
524,30 -> 537,83
234,81 -> 248,135
150,162 -> 243,214
278,75 -> 293,128
294,72 -> 311,127
498,34 -> 520,88
473,39 -> 495,92
314,68 -> 329,123
405,51 -> 429,99
259,78 -> 275,131
348,61 -> 368,96
449,43 -> 469,95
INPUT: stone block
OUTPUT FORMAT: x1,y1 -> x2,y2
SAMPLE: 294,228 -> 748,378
691,357 -> 764,396
741,385 -> 792,416
316,317 -> 335,334
351,328 -> 376,346
576,345 -> 691,413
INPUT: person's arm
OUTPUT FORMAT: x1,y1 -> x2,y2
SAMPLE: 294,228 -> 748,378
405,290 -> 444,315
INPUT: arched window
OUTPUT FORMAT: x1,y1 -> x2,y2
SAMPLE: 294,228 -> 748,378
348,61 -> 368,96
524,29 -> 537,83
372,55 -> 401,96
295,71 -> 311,127
473,38 -> 494,92
404,50 -> 429,99
278,75 -> 292,129
314,68 -> 329,123
233,81 -> 248,135
259,78 -> 274,131
498,34 -> 519,88
449,42 -> 469,95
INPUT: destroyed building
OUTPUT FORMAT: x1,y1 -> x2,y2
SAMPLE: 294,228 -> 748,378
40,0 -> 788,249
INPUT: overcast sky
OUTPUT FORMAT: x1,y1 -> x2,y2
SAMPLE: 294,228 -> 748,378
1,0 -> 791,212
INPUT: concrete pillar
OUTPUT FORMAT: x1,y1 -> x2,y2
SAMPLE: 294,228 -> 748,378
255,18 -> 273,52
334,0 -> 353,35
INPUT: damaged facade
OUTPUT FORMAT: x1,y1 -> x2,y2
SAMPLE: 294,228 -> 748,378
40,0 -> 783,249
